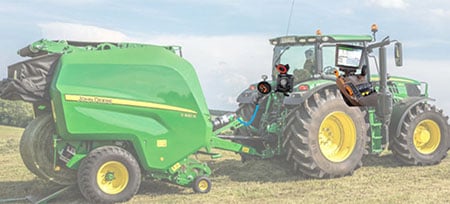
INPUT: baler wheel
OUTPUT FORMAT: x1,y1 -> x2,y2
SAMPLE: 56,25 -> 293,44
283,87 -> 369,178
391,103 -> 449,165
78,146 -> 141,203
192,176 -> 211,193
20,113 -> 76,185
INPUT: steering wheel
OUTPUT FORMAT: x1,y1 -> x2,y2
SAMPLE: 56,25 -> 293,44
323,66 -> 336,75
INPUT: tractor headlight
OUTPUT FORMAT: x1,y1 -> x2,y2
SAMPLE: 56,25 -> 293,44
276,74 -> 294,94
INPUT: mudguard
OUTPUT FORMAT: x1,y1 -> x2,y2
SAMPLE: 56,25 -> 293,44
236,89 -> 258,104
283,83 -> 336,105
388,96 -> 433,138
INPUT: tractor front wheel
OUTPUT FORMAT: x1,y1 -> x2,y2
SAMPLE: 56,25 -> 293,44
283,88 -> 368,178
78,146 -> 141,203
391,103 -> 449,165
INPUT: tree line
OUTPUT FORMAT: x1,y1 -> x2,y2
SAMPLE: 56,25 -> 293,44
0,99 -> 34,127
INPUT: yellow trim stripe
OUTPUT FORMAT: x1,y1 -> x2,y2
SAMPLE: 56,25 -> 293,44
64,94 -> 197,114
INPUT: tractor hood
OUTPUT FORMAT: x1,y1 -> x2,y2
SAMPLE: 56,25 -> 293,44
370,75 -> 421,85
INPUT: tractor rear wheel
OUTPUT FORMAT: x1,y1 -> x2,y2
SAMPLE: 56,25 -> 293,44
283,88 -> 368,178
20,113 -> 76,185
78,146 -> 141,203
391,103 -> 449,165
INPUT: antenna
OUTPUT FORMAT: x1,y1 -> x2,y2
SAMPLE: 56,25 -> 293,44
285,0 -> 295,36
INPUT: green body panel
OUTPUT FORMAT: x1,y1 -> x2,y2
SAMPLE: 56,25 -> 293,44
371,75 -> 421,84
371,74 -> 424,101
49,45 -> 213,171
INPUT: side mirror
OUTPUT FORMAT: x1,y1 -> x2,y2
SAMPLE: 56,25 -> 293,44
394,42 -> 403,67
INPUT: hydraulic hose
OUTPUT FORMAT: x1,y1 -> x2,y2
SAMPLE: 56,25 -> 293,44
237,104 -> 260,127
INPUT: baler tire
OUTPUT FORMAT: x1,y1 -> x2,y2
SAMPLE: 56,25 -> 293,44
235,103 -> 265,162
391,103 -> 449,165
20,113 -> 77,185
192,176 -> 212,193
20,115 -> 47,179
283,87 -> 369,178
78,146 -> 141,203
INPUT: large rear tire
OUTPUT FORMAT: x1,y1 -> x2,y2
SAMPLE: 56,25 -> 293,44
78,146 -> 141,203
391,103 -> 449,165
283,88 -> 368,178
20,114 -> 76,185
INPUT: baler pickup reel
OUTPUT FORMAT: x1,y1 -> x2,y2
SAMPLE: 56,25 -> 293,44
334,44 -> 377,107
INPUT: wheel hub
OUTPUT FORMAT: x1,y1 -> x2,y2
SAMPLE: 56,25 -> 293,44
319,111 -> 356,162
198,180 -> 209,191
415,127 -> 431,144
97,161 -> 129,195
413,119 -> 441,154
105,172 -> 115,181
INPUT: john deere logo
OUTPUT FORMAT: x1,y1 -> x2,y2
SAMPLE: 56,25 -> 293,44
78,96 -> 113,104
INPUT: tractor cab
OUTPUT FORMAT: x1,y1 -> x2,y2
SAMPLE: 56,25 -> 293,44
269,33 -> 372,86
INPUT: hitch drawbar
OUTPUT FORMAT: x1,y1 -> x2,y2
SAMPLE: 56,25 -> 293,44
0,185 -> 75,204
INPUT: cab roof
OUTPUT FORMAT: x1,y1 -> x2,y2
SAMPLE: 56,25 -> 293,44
269,34 -> 373,46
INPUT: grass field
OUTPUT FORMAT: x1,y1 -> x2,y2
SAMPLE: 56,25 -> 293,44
0,125 -> 449,203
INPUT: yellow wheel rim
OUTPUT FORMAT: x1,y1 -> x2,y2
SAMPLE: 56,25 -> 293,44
198,179 -> 209,192
413,119 -> 441,154
319,111 -> 357,162
97,161 -> 129,195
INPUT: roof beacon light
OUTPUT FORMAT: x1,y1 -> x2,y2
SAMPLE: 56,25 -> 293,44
371,24 -> 378,33
371,24 -> 378,41
316,29 -> 322,36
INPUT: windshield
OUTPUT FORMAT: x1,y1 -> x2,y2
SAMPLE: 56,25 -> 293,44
275,45 -> 314,83
274,45 -> 337,83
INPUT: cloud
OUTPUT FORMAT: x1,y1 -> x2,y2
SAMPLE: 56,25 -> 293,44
425,8 -> 450,27
367,0 -> 408,9
430,8 -> 450,17
38,22 -> 130,42
33,0 -> 106,6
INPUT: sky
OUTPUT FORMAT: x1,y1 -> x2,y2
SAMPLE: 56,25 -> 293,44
0,0 -> 449,112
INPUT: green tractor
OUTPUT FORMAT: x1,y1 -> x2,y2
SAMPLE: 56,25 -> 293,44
235,26 -> 449,178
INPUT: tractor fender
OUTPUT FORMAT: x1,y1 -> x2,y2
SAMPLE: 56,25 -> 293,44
388,96 -> 434,138
236,89 -> 258,104
283,83 -> 337,105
